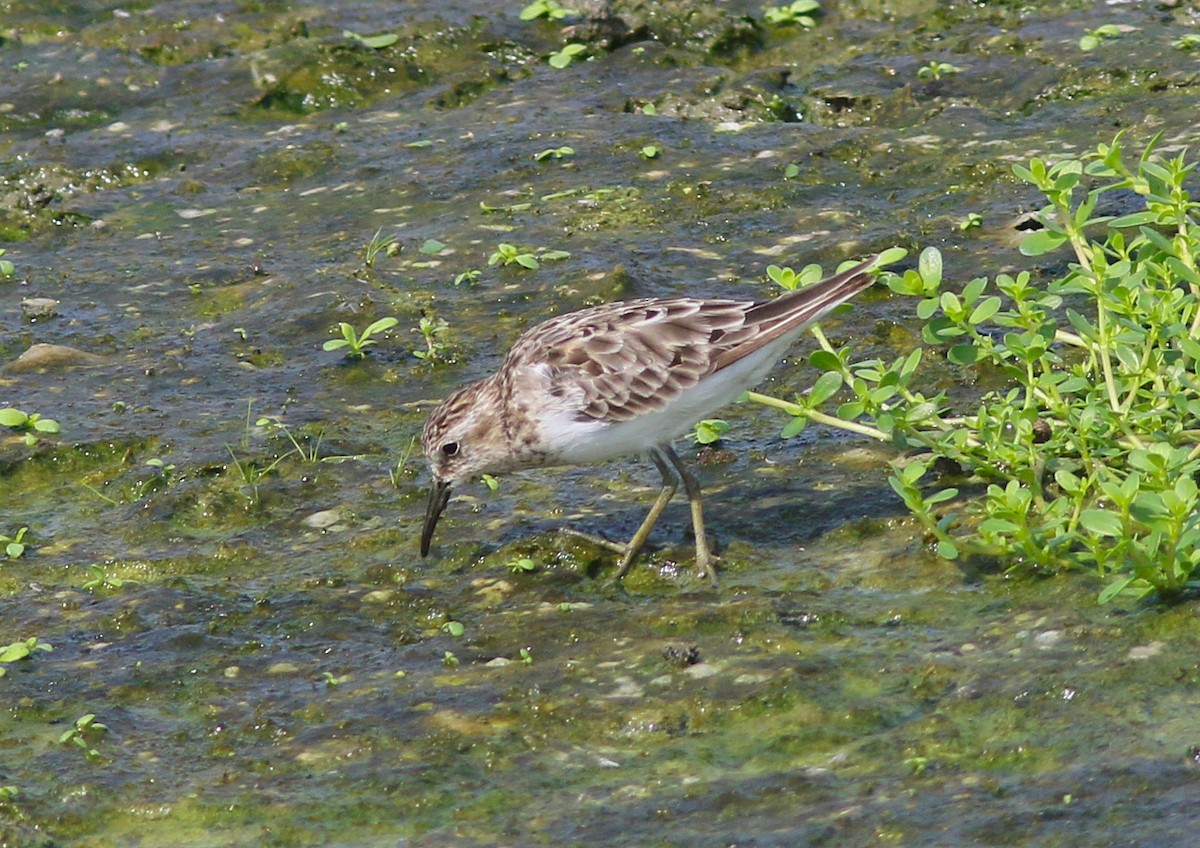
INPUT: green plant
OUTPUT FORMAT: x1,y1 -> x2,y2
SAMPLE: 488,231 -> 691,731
549,43 -> 587,68
640,144 -> 660,159
507,557 -> 537,573
454,269 -> 482,286
520,0 -> 575,21
362,228 -> 400,267
0,408 -> 60,446
767,262 -> 823,292
81,564 -> 139,592
442,651 -> 459,668
692,419 -> 730,446
959,212 -> 983,231
58,713 -> 107,759
763,0 -> 820,27
748,134 -> 1200,603
481,473 -> 500,490
917,61 -> 962,81
419,238 -> 447,255
389,435 -> 418,488
489,243 -> 540,269
534,145 -> 575,161
413,315 -> 450,363
0,637 -> 51,677
343,29 -> 399,49
442,620 -> 465,637
1079,24 -> 1126,51
324,316 -> 399,359
0,249 -> 13,277
1173,34 -> 1200,51
520,647 -> 533,664
1,526 -> 28,559
321,671 -> 351,686
256,416 -> 324,463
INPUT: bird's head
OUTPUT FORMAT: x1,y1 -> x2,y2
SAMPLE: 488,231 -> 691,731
419,380 -> 508,556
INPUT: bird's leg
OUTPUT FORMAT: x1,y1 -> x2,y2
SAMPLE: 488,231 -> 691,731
611,449 -> 678,582
661,444 -> 718,587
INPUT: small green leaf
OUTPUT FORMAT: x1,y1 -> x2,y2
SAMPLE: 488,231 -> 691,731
808,371 -> 843,407
968,296 -> 1002,325
1018,229 -> 1068,256
947,344 -> 979,365
780,416 -> 808,438
1080,509 -> 1124,537
918,247 -> 942,286
809,350 -> 844,372
0,409 -> 29,427
936,539 -> 959,559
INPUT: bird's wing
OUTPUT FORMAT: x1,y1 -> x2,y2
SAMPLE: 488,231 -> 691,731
505,298 -> 755,422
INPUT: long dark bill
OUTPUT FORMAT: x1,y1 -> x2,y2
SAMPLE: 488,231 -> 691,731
420,480 -> 452,557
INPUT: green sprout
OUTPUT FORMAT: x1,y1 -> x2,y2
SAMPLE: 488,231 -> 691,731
0,249 -> 13,277
58,713 -> 108,759
413,315 -> 451,364
0,637 -> 51,677
442,621 -> 465,637
1,527 -> 28,559
692,419 -> 731,446
959,212 -> 983,231
0,408 -> 60,446
533,146 -> 575,162
549,43 -> 587,68
1173,34 -> 1200,51
1079,24 -> 1125,51
763,0 -> 820,28
766,262 -> 822,292
343,29 -> 399,49
323,317 -> 399,359
520,0 -> 575,21
917,61 -> 962,81
489,243 -> 540,269
640,144 -> 660,159
362,228 -> 400,267
454,269 -> 482,286
507,557 -> 537,574
81,564 -> 139,592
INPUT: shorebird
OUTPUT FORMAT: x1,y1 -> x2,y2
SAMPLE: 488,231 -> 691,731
420,255 -> 878,585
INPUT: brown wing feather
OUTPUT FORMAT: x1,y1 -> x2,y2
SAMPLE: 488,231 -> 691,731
504,256 -> 876,423
505,298 -> 752,422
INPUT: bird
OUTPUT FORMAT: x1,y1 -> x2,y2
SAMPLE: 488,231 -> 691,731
419,255 -> 879,586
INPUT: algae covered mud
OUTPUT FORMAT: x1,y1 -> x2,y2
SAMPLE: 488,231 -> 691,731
3,0 -> 1200,845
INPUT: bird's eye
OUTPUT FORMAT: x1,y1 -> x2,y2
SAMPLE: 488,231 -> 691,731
441,442 -> 460,457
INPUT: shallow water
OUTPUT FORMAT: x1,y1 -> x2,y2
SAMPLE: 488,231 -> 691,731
3,0 -> 1200,845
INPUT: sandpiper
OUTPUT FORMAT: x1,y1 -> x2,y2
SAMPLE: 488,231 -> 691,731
420,255 -> 879,585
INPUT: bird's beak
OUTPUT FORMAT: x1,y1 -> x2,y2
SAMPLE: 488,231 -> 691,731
420,479 -> 452,557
